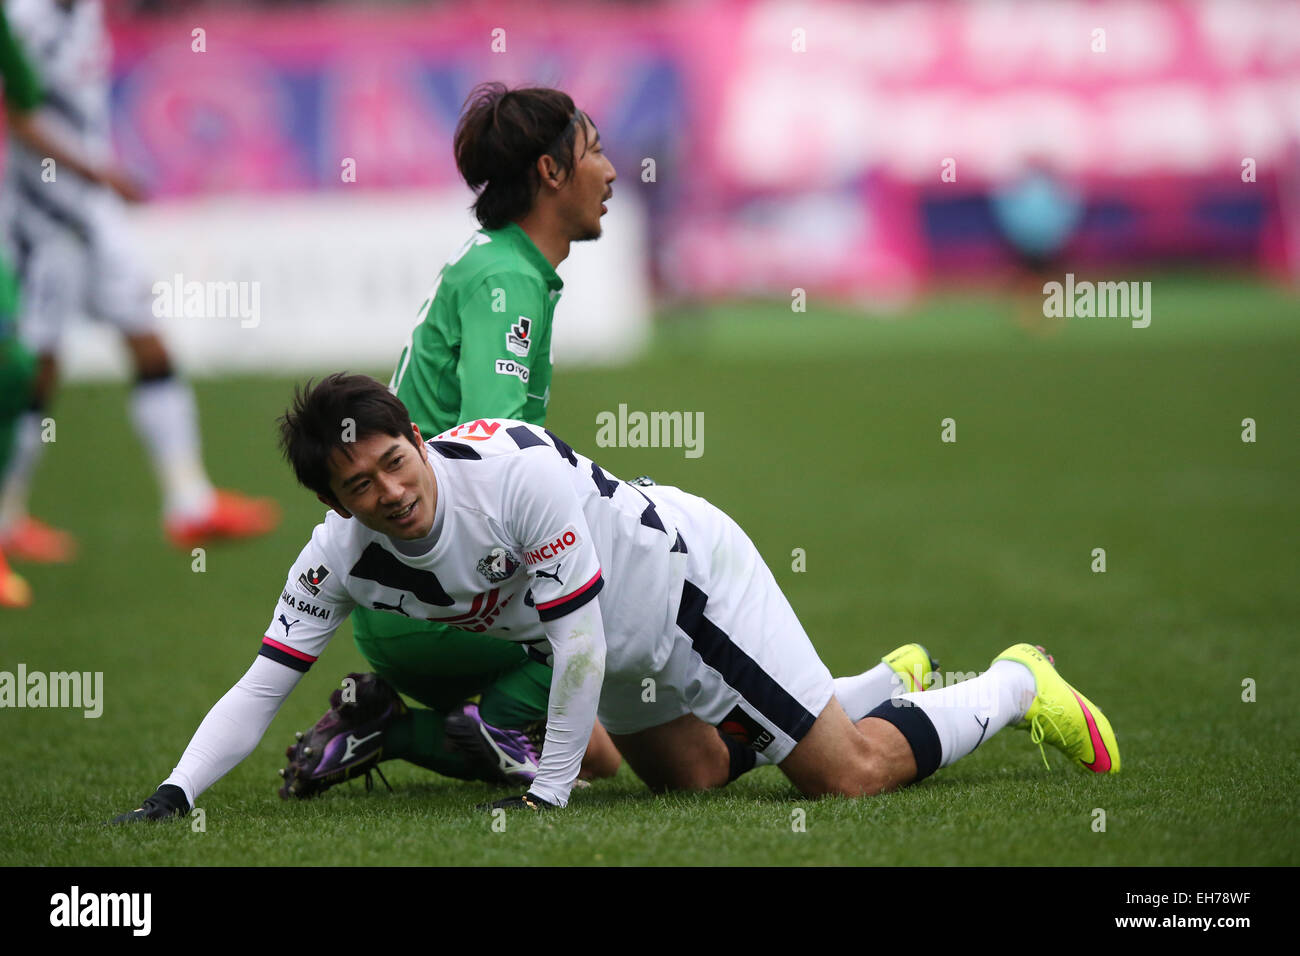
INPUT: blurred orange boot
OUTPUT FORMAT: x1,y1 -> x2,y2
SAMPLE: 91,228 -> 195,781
0,547 -> 32,608
166,489 -> 280,548
0,516 -> 79,563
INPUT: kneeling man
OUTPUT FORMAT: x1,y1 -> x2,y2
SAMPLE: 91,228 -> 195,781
112,374 -> 1118,820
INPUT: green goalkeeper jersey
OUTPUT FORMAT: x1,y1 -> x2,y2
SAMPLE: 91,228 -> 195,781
390,222 -> 563,434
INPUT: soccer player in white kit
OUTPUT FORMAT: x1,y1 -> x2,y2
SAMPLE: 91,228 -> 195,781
111,374 -> 1119,820
0,0 -> 277,559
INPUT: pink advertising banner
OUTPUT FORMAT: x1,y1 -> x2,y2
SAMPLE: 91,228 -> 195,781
100,0 -> 1300,297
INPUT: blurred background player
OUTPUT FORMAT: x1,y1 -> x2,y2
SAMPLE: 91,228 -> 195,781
989,156 -> 1086,334
1,3 -> 47,605
0,260 -> 34,607
284,84 -> 625,793
0,0 -> 277,562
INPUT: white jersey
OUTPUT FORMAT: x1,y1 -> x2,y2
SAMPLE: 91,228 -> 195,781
162,419 -> 837,809
4,0 -> 114,234
261,420 -> 688,681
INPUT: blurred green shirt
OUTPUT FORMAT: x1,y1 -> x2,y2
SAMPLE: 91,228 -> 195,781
390,222 -> 562,435
0,8 -> 43,113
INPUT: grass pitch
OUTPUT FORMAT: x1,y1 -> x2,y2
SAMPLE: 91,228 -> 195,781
2,274 -> 1297,866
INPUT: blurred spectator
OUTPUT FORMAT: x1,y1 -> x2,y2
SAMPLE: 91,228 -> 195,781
989,158 -> 1085,280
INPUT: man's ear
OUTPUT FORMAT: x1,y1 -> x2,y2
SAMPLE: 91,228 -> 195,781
317,492 -> 352,520
537,153 -> 563,188
410,423 -> 424,446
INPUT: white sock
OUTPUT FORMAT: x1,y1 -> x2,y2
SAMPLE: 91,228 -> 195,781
898,660 -> 1036,768
835,661 -> 905,722
0,412 -> 45,532
128,377 -> 215,521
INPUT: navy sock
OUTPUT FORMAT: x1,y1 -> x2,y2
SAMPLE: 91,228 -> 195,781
718,730 -> 757,783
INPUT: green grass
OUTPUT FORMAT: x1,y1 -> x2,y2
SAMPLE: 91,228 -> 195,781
2,273 -> 1297,865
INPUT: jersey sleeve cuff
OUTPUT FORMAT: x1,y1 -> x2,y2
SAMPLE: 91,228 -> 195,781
535,570 -> 604,622
258,636 -> 317,673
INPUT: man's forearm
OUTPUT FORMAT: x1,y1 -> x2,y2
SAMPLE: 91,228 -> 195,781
161,654 -> 303,806
9,112 -> 105,183
527,603 -> 606,807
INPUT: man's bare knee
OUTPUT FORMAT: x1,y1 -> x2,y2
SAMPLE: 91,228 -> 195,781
610,715 -> 729,794
125,333 -> 172,378
666,763 -> 727,792
32,354 -> 58,404
780,700 -> 917,798
803,756 -> 900,798
788,736 -> 886,798
578,722 -> 623,780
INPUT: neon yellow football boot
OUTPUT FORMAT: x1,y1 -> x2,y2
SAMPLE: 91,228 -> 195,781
993,643 -> 1120,773
882,642 -> 939,694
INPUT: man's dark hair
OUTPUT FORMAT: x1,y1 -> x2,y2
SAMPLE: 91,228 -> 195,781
454,82 -> 590,229
278,373 -> 418,502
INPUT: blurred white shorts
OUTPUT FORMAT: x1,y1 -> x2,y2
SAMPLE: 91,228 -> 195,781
9,185 -> 153,353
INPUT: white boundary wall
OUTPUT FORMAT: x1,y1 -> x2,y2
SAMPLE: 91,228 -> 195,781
60,188 -> 650,380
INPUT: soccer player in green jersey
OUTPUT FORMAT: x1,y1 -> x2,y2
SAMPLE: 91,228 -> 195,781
0,257 -> 35,608
0,7 -> 46,607
279,84 -> 623,796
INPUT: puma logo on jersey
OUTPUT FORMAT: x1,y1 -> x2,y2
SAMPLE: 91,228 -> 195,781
278,614 -> 301,636
534,563 -> 564,586
372,594 -> 410,617
341,730 -> 382,764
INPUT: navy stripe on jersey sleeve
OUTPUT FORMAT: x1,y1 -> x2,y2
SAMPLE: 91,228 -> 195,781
259,637 -> 318,673
507,425 -> 547,449
535,570 -> 604,622
429,440 -> 481,460
544,429 -> 579,466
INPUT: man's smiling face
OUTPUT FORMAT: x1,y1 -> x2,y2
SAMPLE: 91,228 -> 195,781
322,426 -> 436,539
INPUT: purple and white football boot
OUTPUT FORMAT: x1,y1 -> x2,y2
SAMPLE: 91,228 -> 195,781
279,672 -> 407,798
444,702 -> 542,786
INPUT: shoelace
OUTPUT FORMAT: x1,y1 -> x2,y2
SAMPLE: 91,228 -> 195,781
362,765 -> 393,793
1028,700 -> 1069,770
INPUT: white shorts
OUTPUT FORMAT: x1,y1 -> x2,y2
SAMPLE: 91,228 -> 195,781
8,184 -> 153,353
595,486 -> 834,763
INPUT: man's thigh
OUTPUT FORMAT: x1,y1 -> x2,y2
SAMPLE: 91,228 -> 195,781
85,200 -> 154,335
13,230 -> 85,354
